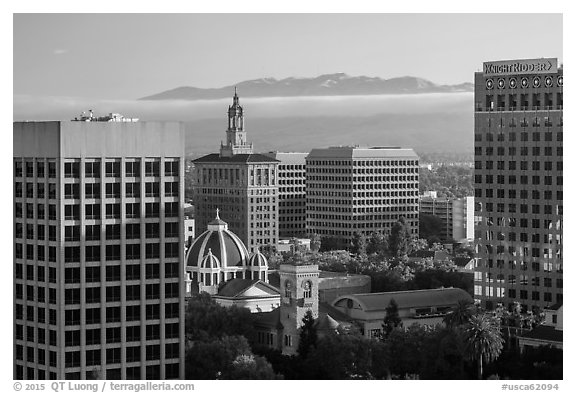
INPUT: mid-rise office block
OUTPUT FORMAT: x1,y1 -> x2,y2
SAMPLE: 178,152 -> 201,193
419,193 -> 474,242
263,152 -> 307,238
306,146 -> 419,249
474,58 -> 563,311
13,120 -> 186,380
193,91 -> 279,253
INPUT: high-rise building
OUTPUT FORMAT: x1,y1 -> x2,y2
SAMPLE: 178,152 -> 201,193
419,193 -> 474,242
193,91 -> 279,253
263,152 -> 307,238
473,58 -> 563,312
13,119 -> 186,380
306,146 -> 419,249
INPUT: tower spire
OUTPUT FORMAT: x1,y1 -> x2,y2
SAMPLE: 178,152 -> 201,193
220,88 -> 253,157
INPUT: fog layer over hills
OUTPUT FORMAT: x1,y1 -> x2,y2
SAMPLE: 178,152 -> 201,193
14,93 -> 473,157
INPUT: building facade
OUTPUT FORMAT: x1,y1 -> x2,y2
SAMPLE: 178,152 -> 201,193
263,152 -> 307,238
13,120 -> 186,380
306,146 -> 419,249
473,58 -> 563,312
419,193 -> 474,241
193,91 -> 279,253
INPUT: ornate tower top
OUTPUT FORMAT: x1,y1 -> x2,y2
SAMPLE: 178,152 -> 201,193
220,88 -> 253,157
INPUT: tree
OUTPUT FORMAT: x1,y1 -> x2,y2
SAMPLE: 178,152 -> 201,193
351,232 -> 367,256
320,236 -> 340,252
382,298 -> 403,338
298,310 -> 318,359
389,217 -> 410,258
419,213 -> 444,241
310,233 -> 322,252
229,354 -> 282,379
367,231 -> 388,255
185,335 -> 253,379
443,299 -> 475,329
464,313 -> 504,379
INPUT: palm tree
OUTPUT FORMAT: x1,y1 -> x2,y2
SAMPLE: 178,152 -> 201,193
465,313 -> 504,379
443,299 -> 475,329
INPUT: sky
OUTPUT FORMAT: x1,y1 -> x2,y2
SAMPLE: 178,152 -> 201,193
13,13 -> 563,100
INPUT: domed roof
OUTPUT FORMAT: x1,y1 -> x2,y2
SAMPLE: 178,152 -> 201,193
186,210 -> 249,269
201,249 -> 220,270
248,247 -> 268,268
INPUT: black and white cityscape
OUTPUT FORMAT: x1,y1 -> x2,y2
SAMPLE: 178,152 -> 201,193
12,13 -> 563,382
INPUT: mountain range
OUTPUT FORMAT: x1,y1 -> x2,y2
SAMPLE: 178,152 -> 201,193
140,73 -> 473,100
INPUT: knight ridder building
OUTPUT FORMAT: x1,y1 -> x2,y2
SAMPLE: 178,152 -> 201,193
306,146 -> 419,249
13,119 -> 186,380
474,58 -> 563,312
193,92 -> 279,254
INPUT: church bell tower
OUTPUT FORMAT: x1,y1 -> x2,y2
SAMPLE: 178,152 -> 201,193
278,263 -> 319,356
220,88 -> 254,157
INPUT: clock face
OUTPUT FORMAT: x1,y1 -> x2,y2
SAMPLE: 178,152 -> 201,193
285,280 -> 292,289
303,281 -> 310,290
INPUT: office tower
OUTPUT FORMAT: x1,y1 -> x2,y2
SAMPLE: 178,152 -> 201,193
13,119 -> 186,380
306,146 -> 419,249
473,58 -> 563,311
193,91 -> 279,253
419,193 -> 474,242
263,152 -> 307,238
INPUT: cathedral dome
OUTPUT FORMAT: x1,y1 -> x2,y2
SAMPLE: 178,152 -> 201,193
186,210 -> 250,269
201,249 -> 221,270
248,247 -> 268,268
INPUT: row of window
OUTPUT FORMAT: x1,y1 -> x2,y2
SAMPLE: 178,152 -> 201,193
475,174 -> 562,186
475,286 -> 563,304
62,182 -> 179,199
306,160 -> 418,167
14,363 -> 180,381
475,130 -> 562,142
475,146 -> 562,156
14,242 -> 180,262
14,160 -> 179,179
475,160 -> 562,171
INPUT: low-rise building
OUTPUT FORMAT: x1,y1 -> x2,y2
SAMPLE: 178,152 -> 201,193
331,288 -> 473,339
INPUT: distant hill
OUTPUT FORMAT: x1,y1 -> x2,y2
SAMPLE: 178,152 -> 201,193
140,73 -> 473,100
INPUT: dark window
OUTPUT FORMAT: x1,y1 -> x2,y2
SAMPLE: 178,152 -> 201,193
85,162 -> 101,178
105,161 -> 121,178
106,224 -> 121,240
106,183 -> 121,198
145,161 -> 160,177
146,223 -> 160,238
125,161 -> 141,177
126,223 -> 140,239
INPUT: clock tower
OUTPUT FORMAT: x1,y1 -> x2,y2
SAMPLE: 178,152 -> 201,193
220,88 -> 254,157
278,263 -> 319,356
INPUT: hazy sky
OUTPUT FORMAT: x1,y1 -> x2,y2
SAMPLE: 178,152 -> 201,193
14,13 -> 562,99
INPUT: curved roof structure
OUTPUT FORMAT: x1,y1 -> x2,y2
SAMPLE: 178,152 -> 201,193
186,210 -> 250,270
248,247 -> 268,268
332,288 -> 472,312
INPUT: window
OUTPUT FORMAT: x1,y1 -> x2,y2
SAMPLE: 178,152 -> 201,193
146,244 -> 160,259
85,204 -> 101,220
85,183 -> 101,199
85,162 -> 101,178
126,264 -> 141,281
126,161 -> 141,177
86,287 -> 100,303
146,223 -> 160,238
146,284 -> 159,300
86,245 -> 101,262
126,244 -> 141,260
15,161 -> 23,177
165,222 -> 179,238
106,286 -> 121,302
165,161 -> 179,176
165,243 -> 179,258
37,183 -> 45,198
106,203 -> 121,219
106,183 -> 120,198
145,161 -> 160,177
165,182 -> 179,197
106,307 -> 121,323
126,305 -> 140,321
65,226 -> 80,241
106,348 -> 121,364
104,266 -> 121,284
145,182 -> 160,197
126,182 -> 140,198
105,161 -> 121,177
146,203 -> 160,218
85,267 -> 100,283
165,202 -> 178,217
86,224 -> 101,241
106,245 -> 121,261
126,223 -> 140,239
64,162 -> 80,178
65,246 -> 80,263
126,203 -> 140,218
146,324 -> 160,339
15,182 -> 22,198
27,183 -> 34,198
48,162 -> 56,178
126,326 -> 141,342
65,184 -> 80,199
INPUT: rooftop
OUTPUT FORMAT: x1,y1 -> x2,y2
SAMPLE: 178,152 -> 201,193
193,153 -> 280,164
307,146 -> 418,159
